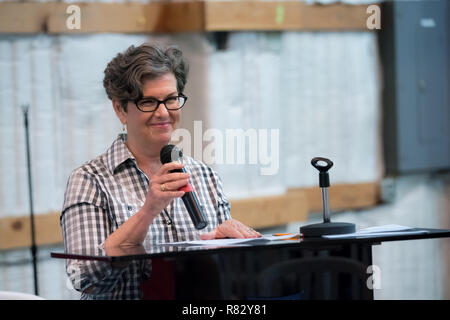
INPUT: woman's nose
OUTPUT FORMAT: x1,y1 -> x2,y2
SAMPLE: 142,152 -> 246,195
153,102 -> 170,117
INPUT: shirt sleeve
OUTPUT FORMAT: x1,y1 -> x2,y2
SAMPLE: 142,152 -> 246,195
211,168 -> 232,224
60,168 -> 127,295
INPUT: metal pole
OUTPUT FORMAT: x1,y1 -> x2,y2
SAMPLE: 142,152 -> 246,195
22,104 -> 39,296
321,187 -> 330,223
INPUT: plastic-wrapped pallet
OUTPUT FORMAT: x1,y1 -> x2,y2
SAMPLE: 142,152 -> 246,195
209,31 -> 381,198
279,31 -> 381,188
210,33 -> 284,199
0,33 -> 213,216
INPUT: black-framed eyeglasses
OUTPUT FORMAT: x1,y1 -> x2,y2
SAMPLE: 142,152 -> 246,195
134,94 -> 187,112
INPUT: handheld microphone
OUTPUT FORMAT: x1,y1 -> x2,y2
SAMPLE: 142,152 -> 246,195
160,144 -> 207,230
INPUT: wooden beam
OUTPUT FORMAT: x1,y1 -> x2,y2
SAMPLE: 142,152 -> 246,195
47,2 -> 205,33
0,212 -> 62,251
230,192 -> 308,229
204,1 -> 371,31
0,182 -> 380,250
0,1 -> 376,34
0,3 -> 57,33
287,181 -> 381,212
0,2 -> 204,34
46,3 -> 167,34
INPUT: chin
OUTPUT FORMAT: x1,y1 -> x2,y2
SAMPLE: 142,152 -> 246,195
153,132 -> 173,145
145,124 -> 177,145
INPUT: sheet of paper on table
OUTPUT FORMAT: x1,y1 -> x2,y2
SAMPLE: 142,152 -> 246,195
322,224 -> 430,239
159,233 -> 299,246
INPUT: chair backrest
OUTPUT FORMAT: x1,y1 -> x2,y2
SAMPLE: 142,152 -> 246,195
0,291 -> 45,300
258,256 -> 371,300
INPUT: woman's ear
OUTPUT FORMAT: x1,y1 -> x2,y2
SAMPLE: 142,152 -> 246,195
112,99 -> 127,124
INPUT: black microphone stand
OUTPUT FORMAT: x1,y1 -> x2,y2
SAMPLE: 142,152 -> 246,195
300,157 -> 356,237
22,104 -> 39,296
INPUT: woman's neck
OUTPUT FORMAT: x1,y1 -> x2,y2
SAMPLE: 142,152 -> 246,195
125,138 -> 166,176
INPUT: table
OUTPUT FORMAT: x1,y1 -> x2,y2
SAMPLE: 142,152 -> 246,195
51,228 -> 450,300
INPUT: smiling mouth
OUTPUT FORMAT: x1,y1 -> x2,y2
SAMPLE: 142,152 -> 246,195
149,122 -> 171,128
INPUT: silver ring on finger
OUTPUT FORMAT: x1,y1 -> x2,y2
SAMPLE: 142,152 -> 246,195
161,183 -> 166,192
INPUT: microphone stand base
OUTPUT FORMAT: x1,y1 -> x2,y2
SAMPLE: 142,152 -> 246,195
300,222 -> 356,238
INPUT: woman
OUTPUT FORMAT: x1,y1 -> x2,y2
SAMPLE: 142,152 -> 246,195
61,43 -> 260,299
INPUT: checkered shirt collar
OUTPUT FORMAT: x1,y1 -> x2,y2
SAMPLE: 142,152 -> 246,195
105,135 -> 136,174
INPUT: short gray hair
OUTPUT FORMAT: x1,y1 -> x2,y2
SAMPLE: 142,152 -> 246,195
103,43 -> 189,110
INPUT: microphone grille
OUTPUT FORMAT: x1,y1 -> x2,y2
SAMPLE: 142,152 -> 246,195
160,144 -> 183,164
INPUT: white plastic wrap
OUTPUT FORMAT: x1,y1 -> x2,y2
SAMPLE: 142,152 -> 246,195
209,31 -> 381,199
0,33 -> 213,216
0,35 -> 150,216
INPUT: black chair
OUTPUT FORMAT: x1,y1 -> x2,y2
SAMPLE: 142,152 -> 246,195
258,256 -> 371,300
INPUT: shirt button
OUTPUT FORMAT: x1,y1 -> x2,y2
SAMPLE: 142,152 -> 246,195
127,205 -> 133,211
165,219 -> 172,225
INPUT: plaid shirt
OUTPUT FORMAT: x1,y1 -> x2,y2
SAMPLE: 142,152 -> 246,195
61,136 -> 231,299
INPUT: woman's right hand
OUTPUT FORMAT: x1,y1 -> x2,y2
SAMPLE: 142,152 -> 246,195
104,161 -> 188,248
143,161 -> 190,218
